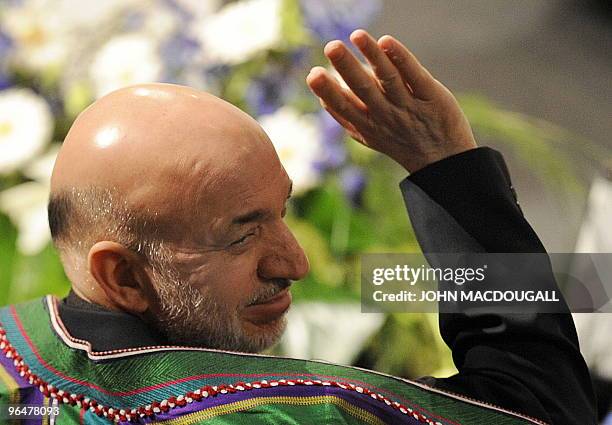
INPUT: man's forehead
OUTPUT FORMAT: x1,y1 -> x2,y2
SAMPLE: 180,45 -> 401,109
226,177 -> 293,226
203,166 -> 292,217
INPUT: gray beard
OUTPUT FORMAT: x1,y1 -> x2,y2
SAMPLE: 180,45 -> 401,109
149,270 -> 287,353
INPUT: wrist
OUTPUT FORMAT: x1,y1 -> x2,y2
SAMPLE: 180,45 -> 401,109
397,142 -> 478,173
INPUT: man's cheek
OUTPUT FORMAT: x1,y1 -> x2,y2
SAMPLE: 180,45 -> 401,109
194,252 -> 259,304
224,272 -> 260,305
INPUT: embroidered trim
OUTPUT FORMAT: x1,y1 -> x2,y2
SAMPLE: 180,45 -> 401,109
0,358 -> 20,406
158,395 -> 386,425
0,326 -> 443,424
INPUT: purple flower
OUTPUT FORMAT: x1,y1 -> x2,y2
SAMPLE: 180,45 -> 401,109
161,0 -> 195,22
298,0 -> 382,43
245,64 -> 300,116
0,30 -> 11,53
246,76 -> 285,116
161,33 -> 201,76
0,75 -> 10,91
313,110 -> 346,171
319,109 -> 344,145
0,31 -> 13,90
340,166 -> 367,207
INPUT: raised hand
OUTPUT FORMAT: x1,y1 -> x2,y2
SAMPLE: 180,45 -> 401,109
306,29 -> 477,173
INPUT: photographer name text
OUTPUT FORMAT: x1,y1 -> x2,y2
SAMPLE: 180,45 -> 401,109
372,289 -> 560,303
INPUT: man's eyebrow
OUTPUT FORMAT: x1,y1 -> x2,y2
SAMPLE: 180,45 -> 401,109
230,179 -> 293,227
231,209 -> 269,226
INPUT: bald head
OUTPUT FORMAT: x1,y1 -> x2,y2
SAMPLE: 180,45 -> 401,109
49,83 -> 283,294
52,83 -> 273,225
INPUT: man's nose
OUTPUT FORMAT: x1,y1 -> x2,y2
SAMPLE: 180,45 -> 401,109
257,223 -> 309,281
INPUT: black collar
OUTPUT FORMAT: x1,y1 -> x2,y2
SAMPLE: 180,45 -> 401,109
58,290 -> 168,352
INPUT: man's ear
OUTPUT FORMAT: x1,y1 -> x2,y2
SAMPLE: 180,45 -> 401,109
87,241 -> 153,315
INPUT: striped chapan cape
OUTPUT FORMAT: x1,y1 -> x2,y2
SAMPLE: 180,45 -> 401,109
0,296 -> 546,424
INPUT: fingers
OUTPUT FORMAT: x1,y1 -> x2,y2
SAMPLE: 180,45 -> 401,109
349,29 -> 411,107
377,35 -> 437,100
323,40 -> 387,108
306,66 -> 366,127
321,101 -> 365,144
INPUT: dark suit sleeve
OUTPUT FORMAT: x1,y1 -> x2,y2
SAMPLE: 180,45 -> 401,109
399,147 -> 597,425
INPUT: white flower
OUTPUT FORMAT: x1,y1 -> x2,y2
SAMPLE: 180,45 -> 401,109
192,0 -> 283,65
52,0 -> 132,29
0,0 -> 72,71
259,107 -> 324,195
23,144 -> 62,184
0,145 -> 60,255
0,181 -> 50,255
0,144 -> 60,255
282,302 -> 385,364
0,0 -> 131,72
138,7 -> 181,41
89,33 -> 163,98
0,89 -> 53,174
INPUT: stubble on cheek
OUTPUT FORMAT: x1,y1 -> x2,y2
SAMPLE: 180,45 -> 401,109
152,273 -> 288,353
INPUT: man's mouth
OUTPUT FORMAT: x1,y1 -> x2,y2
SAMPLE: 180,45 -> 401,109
242,288 -> 292,324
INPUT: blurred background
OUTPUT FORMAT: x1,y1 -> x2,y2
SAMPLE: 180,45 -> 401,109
0,0 -> 610,421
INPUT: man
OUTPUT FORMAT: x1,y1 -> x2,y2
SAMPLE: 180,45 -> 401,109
0,30 -> 596,424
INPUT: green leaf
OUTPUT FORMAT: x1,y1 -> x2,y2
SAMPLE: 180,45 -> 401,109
9,243 -> 69,304
355,313 -> 449,378
280,0 -> 311,48
360,156 -> 417,248
459,94 -> 588,196
0,214 -> 17,305
64,81 -> 94,119
285,216 -> 345,291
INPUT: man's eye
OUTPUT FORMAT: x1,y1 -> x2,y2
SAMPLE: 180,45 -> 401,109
231,233 -> 254,246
